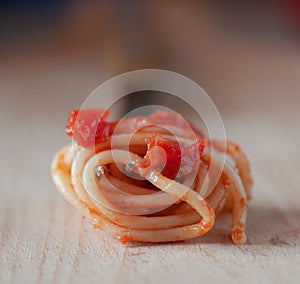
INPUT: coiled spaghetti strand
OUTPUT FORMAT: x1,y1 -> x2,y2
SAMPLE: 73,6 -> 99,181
51,111 -> 252,244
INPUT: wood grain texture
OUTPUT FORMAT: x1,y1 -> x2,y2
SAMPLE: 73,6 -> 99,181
0,49 -> 300,284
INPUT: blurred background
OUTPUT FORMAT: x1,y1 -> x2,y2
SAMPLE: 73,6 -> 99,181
1,0 -> 300,112
0,0 -> 300,188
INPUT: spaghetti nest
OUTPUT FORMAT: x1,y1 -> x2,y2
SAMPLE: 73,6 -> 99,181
51,109 -> 252,244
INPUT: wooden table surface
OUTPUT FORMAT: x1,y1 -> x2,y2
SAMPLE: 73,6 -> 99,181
0,49 -> 300,284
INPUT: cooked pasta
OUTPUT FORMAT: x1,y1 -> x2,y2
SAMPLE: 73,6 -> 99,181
51,109 -> 252,244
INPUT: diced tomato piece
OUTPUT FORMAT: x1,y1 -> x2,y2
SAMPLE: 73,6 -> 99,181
144,136 -> 181,179
65,109 -> 112,147
143,135 -> 207,179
